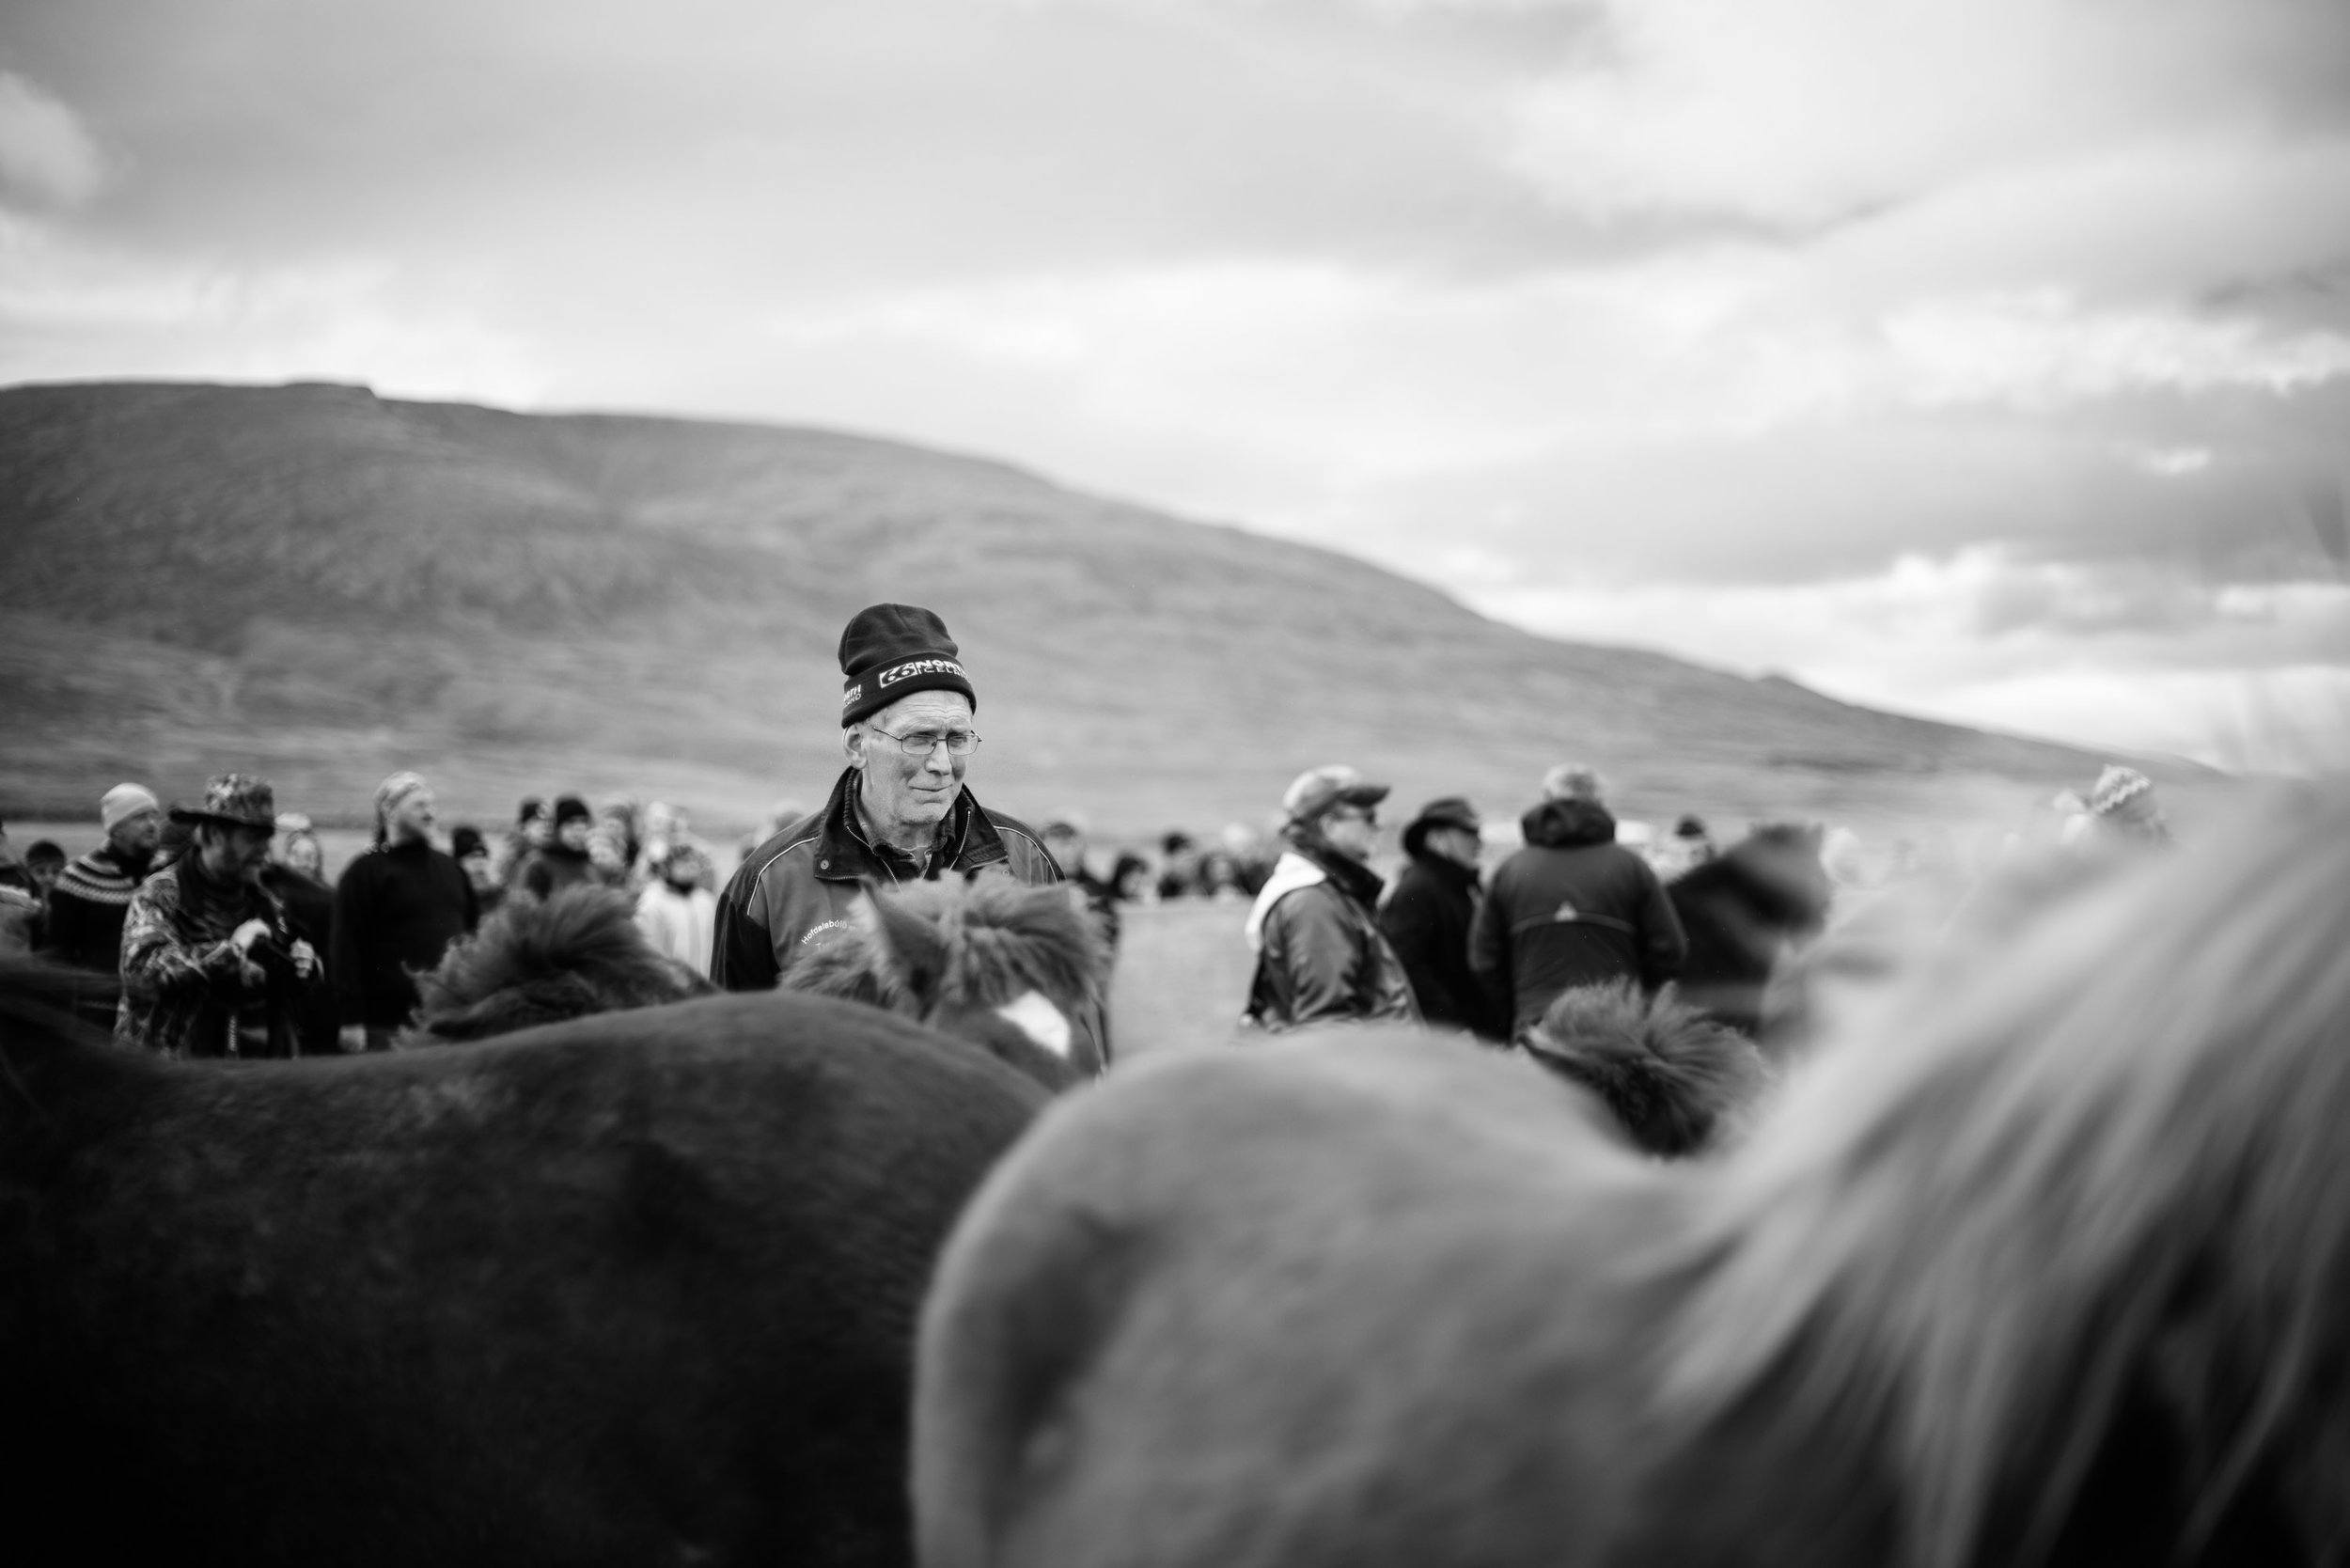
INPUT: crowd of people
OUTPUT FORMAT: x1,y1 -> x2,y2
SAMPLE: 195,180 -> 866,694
0,590 -> 2174,1062
0,773 -> 724,1059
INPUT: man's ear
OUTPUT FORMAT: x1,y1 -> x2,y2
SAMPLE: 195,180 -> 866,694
842,724 -> 866,768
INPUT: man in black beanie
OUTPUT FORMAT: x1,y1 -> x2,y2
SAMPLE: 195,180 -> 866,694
713,604 -> 1067,995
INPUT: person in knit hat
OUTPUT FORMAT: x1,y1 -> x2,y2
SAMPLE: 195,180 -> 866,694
331,770 -> 477,1050
2084,764 -> 2170,848
43,781 -> 168,1025
118,774 -> 323,1058
713,603 -> 1072,1004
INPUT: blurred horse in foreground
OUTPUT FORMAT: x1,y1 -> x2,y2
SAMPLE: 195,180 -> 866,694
915,790 -> 2350,1567
0,970 -> 1051,1566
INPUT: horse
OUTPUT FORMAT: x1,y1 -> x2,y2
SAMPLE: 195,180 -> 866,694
1516,980 -> 1772,1156
0,960 -> 1051,1568
401,884 -> 715,1044
1665,822 -> 1831,1041
783,877 -> 1110,1088
912,789 -> 2350,1567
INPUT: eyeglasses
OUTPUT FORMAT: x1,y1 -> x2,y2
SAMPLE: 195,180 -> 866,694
870,726 -> 982,757
1326,807 -> 1379,828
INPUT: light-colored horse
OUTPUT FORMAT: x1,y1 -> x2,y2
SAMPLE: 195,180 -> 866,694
916,788 -> 2350,1567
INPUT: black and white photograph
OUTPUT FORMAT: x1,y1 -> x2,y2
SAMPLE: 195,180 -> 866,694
2,0 -> 2346,1562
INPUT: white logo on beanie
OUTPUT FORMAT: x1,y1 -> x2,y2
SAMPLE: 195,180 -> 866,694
878,657 -> 966,689
840,683 -> 862,709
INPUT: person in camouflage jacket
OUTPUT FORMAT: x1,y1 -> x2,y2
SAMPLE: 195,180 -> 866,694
117,775 -> 322,1059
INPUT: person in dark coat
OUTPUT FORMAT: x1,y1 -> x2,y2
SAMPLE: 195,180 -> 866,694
332,772 -> 478,1050
260,814 -> 340,1056
1380,796 -> 1507,1043
1471,788 -> 1686,1040
451,823 -> 505,919
520,795 -> 600,902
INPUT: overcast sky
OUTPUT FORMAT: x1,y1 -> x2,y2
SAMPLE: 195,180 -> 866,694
6,0 -> 2346,769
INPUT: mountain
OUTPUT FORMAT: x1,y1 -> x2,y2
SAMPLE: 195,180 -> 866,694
0,380 -> 2168,840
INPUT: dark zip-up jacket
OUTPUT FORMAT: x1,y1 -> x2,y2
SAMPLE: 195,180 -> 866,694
1380,852 -> 1507,1042
712,767 -> 1063,993
1470,797 -> 1686,1037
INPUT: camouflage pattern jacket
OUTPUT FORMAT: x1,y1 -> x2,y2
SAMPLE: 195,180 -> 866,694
117,855 -> 318,1058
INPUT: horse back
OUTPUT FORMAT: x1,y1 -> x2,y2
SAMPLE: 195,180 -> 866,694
916,1030 -> 1683,1568
5,987 -> 1047,1568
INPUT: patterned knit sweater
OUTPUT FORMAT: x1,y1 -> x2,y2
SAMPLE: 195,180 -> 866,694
45,842 -> 155,973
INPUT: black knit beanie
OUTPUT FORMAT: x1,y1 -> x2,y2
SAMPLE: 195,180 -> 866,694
838,604 -> 977,728
552,794 -> 592,829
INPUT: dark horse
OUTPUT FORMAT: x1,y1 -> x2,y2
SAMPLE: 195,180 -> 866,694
0,963 -> 1048,1568
1517,980 -> 1772,1156
401,885 -> 715,1044
915,790 -> 2350,1567
783,877 -> 1110,1087
1665,822 -> 1830,1039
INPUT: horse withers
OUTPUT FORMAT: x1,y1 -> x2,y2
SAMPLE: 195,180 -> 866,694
914,788 -> 2350,1567
0,968 -> 1050,1568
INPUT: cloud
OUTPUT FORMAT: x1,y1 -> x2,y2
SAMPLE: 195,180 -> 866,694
0,72 -> 106,208
1464,549 -> 2350,766
1505,0 -> 2350,227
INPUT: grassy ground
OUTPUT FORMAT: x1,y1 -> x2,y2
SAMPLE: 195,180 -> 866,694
1106,898 -> 1260,1059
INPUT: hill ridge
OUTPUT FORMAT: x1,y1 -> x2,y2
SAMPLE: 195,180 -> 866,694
0,379 -> 2154,837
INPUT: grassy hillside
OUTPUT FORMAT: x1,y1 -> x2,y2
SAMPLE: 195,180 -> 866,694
0,380 -> 2177,840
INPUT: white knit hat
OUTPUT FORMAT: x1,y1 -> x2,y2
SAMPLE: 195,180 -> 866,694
100,782 -> 161,833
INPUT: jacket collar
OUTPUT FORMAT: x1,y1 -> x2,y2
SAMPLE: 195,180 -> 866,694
812,765 -> 1010,886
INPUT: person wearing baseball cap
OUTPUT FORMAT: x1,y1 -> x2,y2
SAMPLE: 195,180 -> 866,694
42,782 -> 169,1023
1242,764 -> 1418,1031
1378,796 -> 1507,1042
118,774 -> 323,1058
713,603 -> 1071,1002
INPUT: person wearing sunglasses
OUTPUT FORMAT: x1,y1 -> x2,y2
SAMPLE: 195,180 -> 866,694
713,602 -> 1067,995
1242,764 -> 1419,1032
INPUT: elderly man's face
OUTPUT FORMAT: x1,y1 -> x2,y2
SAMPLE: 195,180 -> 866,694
849,691 -> 975,835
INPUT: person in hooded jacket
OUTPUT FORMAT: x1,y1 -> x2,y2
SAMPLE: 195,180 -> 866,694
1243,766 -> 1418,1032
1471,781 -> 1686,1040
1379,795 -> 1507,1043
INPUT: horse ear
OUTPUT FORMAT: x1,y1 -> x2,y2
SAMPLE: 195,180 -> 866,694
858,882 -> 952,1012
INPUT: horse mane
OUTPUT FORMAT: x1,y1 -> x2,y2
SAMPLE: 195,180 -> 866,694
1665,790 -> 2350,1565
787,878 -> 1107,1017
1520,980 -> 1771,1156
404,886 -> 715,1044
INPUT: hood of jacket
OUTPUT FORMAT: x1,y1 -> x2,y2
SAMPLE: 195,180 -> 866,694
1521,796 -> 1619,850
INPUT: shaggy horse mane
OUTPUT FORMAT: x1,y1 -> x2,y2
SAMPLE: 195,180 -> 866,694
1521,981 -> 1771,1156
404,886 -> 714,1044
1665,791 -> 2350,1565
786,877 -> 1107,1018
